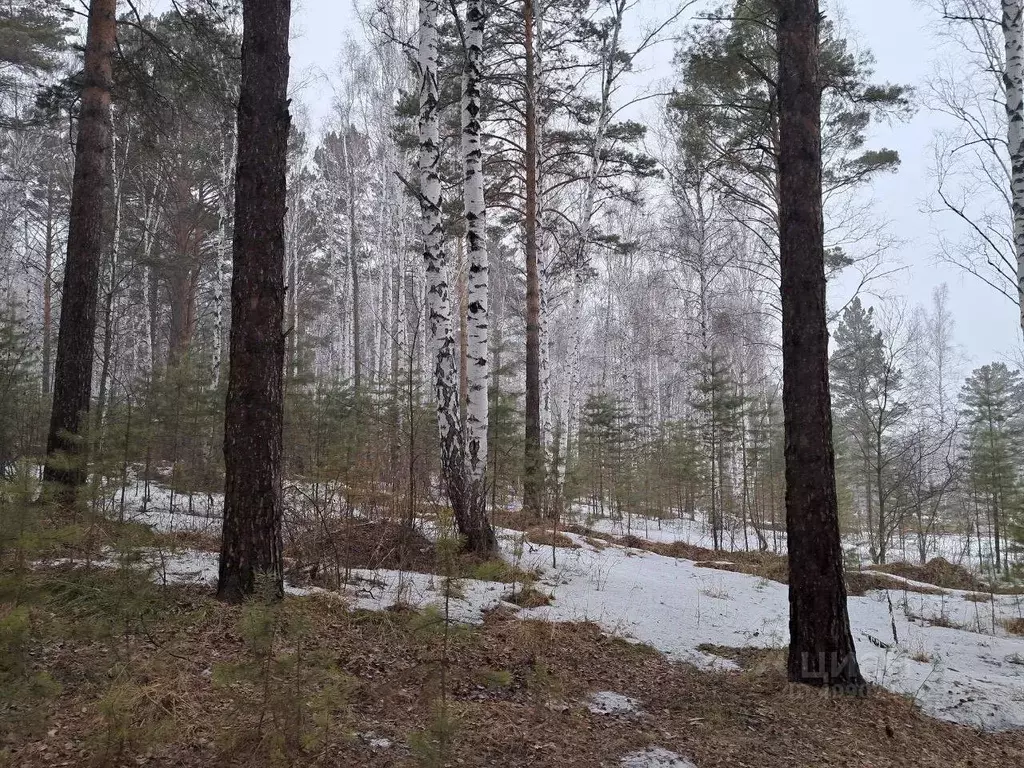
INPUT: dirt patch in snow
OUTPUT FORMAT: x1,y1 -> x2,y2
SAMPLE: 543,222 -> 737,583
285,518 -> 531,590
1005,618 -> 1024,636
873,558 -> 1011,593
525,526 -> 581,549
698,643 -> 787,673
573,527 -> 943,597
287,518 -> 438,576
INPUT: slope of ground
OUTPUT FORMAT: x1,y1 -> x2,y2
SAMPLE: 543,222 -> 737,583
4,565 -> 1024,768
82,482 -> 1024,731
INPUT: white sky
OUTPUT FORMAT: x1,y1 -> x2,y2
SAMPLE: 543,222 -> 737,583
141,0 -> 1017,370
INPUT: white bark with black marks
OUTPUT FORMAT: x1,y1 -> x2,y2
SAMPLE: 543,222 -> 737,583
463,0 -> 489,490
1005,0 -> 1024,331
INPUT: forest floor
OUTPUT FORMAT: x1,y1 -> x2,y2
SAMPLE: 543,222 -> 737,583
4,563 -> 1024,768
6,479 -> 1024,765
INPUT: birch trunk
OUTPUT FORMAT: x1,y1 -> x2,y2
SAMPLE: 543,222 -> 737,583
1004,0 -> 1024,332
96,113 -> 127,433
463,0 -> 490,518
535,0 -> 552,460
213,115 -> 235,388
418,0 -> 495,552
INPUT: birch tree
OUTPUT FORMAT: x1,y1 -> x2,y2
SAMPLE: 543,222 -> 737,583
1006,0 -> 1024,329
463,0 -> 490,519
921,0 -> 1024,330
417,0 -> 496,552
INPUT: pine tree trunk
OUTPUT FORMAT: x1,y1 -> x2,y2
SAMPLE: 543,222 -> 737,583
1004,0 -> 1024,332
778,0 -> 864,692
217,0 -> 291,603
523,0 -> 544,519
418,0 -> 495,552
43,0 -> 116,496
463,0 -> 492,537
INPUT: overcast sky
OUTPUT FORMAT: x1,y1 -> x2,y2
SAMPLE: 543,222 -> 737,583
258,0 -> 1024,370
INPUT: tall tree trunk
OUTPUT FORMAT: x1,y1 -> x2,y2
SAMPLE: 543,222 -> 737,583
566,2 -> 623,470
96,117 -> 126,434
778,0 -> 864,692
523,0 -> 544,518
418,0 -> 495,552
43,0 -> 116,496
42,191 -> 53,396
213,115 -> 235,389
463,0 -> 493,539
1004,0 -> 1024,333
343,130 -> 362,392
217,0 -> 291,603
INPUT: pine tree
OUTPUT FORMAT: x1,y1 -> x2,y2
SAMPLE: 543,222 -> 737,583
961,363 -> 1024,575
0,0 -> 70,127
43,0 -> 116,499
217,0 -> 292,603
777,0 -> 864,693
830,298 -> 910,563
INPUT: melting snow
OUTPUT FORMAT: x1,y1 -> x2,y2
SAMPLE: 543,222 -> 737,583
620,748 -> 696,768
586,690 -> 642,716
76,483 -> 1024,731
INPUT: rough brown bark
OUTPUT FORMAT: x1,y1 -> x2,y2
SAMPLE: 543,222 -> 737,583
778,0 -> 865,692
216,0 -> 291,604
43,0 -> 116,495
523,0 -> 545,519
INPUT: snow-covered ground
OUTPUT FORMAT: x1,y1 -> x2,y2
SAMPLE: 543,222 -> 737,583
109,479 -> 222,537
578,510 -> 1013,575
83,482 -> 1024,731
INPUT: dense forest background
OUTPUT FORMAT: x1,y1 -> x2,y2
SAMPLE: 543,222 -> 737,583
0,0 -> 1022,578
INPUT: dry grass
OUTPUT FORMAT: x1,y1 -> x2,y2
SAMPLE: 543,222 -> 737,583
504,585 -> 553,608
1004,618 -> 1024,636
963,591 -> 993,603
872,558 -> 995,593
283,518 -> 531,589
524,527 -> 580,550
5,567 -> 1024,768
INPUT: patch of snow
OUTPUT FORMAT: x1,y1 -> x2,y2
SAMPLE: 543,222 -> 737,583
71,488 -> 1024,731
109,479 -> 222,536
510,532 -> 1024,731
620,747 -> 696,768
586,690 -> 641,716
358,732 -> 393,749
